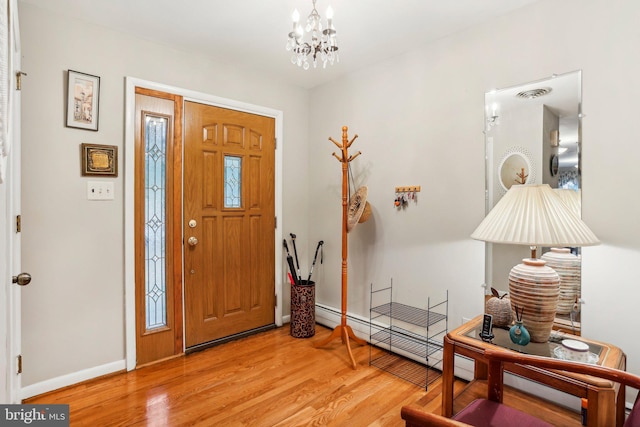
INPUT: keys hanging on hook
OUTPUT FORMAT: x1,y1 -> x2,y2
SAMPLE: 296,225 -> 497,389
394,186 -> 421,209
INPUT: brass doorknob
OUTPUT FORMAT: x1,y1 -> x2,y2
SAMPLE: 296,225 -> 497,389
187,236 -> 198,247
12,272 -> 32,286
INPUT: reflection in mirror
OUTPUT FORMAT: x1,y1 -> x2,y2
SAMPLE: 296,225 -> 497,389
483,70 -> 582,334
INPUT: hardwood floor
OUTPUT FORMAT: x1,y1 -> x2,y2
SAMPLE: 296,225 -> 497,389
25,325 -> 455,426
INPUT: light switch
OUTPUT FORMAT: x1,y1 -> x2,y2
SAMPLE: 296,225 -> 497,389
87,181 -> 115,200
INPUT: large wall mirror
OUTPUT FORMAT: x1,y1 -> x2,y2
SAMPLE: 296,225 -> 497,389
483,70 -> 582,332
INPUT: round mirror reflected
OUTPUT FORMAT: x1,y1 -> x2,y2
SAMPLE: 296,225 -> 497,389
499,152 -> 531,192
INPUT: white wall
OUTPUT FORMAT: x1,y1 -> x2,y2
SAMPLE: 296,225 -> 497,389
18,3 -> 309,390
309,0 -> 640,377
579,0 -> 640,379
307,50 -> 486,333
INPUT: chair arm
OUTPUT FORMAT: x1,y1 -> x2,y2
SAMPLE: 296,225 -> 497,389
401,405 -> 471,427
484,348 -> 640,389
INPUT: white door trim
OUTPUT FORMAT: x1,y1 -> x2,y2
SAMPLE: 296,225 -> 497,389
3,0 -> 21,403
0,146 -> 9,405
124,77 -> 284,370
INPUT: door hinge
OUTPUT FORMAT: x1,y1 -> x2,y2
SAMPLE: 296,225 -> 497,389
274,137 -> 277,150
275,294 -> 277,308
17,355 -> 22,374
16,71 -> 27,91
274,216 -> 277,229
16,215 -> 21,233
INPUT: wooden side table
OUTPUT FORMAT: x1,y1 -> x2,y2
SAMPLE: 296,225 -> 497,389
442,315 -> 627,426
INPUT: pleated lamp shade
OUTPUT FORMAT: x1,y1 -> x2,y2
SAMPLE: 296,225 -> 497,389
553,188 -> 582,219
471,184 -> 598,248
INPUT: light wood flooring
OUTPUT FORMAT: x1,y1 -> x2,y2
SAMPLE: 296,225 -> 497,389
25,324 -> 457,426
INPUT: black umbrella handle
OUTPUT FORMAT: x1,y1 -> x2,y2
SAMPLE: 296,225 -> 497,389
290,233 -> 300,276
307,240 -> 324,283
286,255 -> 299,286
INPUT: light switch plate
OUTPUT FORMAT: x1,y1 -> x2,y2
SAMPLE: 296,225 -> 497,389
87,181 -> 114,200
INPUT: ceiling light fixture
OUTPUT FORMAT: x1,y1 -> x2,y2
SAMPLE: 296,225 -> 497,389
286,0 -> 338,70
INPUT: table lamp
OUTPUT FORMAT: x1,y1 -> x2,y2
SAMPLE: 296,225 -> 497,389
471,184 -> 599,342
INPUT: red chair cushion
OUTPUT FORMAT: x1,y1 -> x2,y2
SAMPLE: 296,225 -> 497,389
453,399 -> 554,427
625,398 -> 640,427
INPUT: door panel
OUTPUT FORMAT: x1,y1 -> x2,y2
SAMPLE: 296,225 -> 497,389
134,90 -> 183,365
184,101 -> 275,348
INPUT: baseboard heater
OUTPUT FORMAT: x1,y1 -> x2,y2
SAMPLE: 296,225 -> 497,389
315,303 -> 372,330
315,303 -> 444,368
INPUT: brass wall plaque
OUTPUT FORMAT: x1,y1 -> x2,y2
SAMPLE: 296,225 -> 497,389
81,143 -> 118,177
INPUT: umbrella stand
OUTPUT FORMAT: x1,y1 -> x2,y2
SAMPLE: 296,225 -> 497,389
313,126 -> 366,369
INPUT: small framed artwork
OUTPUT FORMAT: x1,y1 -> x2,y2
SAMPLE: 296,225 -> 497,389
550,129 -> 559,147
66,70 -> 100,131
81,143 -> 117,177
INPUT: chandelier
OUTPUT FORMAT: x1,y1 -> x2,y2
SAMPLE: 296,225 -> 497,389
286,0 -> 338,70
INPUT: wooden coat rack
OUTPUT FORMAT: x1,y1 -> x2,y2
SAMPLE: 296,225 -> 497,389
314,126 -> 367,369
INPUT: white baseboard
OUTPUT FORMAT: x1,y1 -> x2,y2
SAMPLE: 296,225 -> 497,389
21,360 -> 126,400
453,354 -> 475,381
315,303 -> 372,340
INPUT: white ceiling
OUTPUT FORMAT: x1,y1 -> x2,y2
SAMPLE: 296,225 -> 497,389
20,0 -> 542,89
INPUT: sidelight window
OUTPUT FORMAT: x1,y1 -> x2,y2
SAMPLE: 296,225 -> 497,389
144,115 -> 168,329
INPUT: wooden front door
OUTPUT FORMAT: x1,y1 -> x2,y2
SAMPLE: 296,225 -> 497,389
184,101 -> 275,348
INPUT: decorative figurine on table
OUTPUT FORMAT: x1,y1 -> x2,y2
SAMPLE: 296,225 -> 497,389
509,305 -> 530,346
485,288 -> 512,328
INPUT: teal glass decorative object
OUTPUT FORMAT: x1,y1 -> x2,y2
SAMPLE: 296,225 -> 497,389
509,305 -> 530,346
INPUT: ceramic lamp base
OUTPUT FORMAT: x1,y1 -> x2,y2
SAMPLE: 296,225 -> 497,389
508,258 -> 560,343
541,248 -> 581,315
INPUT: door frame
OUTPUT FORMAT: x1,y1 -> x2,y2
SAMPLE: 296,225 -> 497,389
3,0 -> 22,403
124,77 -> 284,370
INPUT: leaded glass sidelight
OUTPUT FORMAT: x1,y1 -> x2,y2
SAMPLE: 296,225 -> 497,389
144,115 -> 168,330
224,155 -> 242,208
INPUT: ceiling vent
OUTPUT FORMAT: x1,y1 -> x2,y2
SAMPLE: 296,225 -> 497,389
515,87 -> 553,99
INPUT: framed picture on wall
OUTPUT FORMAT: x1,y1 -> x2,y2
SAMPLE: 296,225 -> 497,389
81,143 -> 117,177
66,70 -> 100,131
